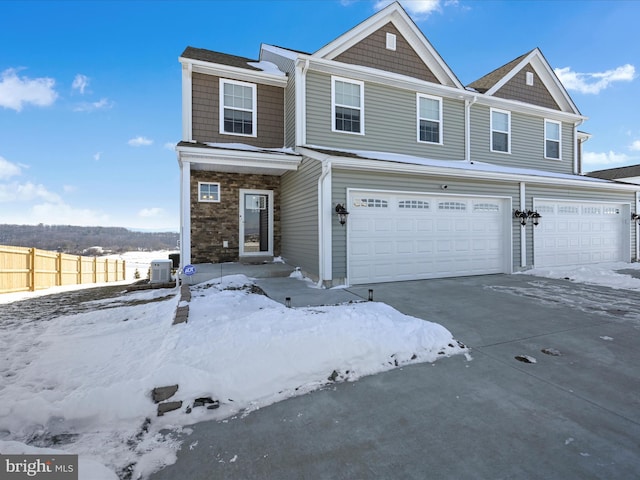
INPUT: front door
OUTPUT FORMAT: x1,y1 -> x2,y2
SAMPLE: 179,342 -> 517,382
239,189 -> 273,257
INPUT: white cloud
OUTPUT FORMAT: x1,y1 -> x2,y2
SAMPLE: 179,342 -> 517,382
374,0 -> 441,17
93,152 -> 102,161
630,140 -> 640,151
30,202 -> 112,226
583,150 -> 632,169
0,156 -> 22,180
0,181 -> 62,203
0,68 -> 58,112
139,207 -> 164,218
164,142 -> 177,151
73,98 -> 113,112
63,185 -> 77,193
128,136 -> 153,147
72,74 -> 89,94
555,64 -> 635,94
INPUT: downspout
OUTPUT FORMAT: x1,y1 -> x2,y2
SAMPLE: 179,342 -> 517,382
464,95 -> 478,162
317,159 -> 332,287
295,58 -> 309,146
636,192 -> 640,261
520,182 -> 526,268
574,119 -> 584,175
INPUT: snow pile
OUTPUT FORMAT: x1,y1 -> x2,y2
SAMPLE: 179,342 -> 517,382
521,261 -> 640,290
0,274 -> 463,479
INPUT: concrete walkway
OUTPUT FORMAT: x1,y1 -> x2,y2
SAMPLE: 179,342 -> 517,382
151,273 -> 640,480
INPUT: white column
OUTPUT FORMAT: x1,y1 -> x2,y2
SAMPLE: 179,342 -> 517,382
180,160 -> 192,266
182,63 -> 193,142
520,182 -> 527,268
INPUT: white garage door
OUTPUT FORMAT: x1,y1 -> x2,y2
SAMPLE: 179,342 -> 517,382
348,191 -> 510,284
533,200 -> 627,268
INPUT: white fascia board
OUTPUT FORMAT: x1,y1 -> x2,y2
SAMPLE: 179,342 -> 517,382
485,49 -> 580,116
179,57 -> 288,88
473,93 -> 586,123
327,156 -> 640,191
302,56 -> 471,100
261,44 -> 300,61
177,145 -> 301,171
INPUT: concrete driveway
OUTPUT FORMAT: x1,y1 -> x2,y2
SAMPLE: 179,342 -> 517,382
150,274 -> 640,479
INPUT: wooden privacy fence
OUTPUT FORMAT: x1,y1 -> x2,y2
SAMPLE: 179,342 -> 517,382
0,245 -> 126,294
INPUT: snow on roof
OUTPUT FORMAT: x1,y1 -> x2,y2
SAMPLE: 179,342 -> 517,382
306,145 -> 612,184
246,60 -> 286,76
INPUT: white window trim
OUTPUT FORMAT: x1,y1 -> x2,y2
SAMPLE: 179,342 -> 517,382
490,108 -> 511,154
544,119 -> 562,160
331,76 -> 365,135
416,93 -> 443,145
198,182 -> 221,203
219,78 -> 257,138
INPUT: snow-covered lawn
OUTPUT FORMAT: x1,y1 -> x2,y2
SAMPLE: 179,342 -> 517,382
0,272 -> 464,479
3,259 -> 639,479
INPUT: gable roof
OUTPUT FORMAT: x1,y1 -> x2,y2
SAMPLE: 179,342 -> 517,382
312,1 -> 463,89
586,164 -> 640,180
468,48 -> 581,115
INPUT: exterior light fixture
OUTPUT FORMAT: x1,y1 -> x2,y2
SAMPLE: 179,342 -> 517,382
285,297 -> 291,308
514,209 -> 529,226
368,289 -> 374,301
527,210 -> 542,227
632,213 -> 640,224
335,204 -> 349,226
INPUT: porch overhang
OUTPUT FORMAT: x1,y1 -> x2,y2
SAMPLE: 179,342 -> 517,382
177,141 -> 301,175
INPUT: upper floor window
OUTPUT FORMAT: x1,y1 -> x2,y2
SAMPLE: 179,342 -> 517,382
219,79 -> 257,137
417,94 -> 442,144
332,76 -> 364,135
545,119 -> 561,160
491,108 -> 510,153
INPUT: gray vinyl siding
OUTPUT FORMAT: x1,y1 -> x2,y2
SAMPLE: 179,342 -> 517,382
524,184 -> 637,265
469,105 -> 575,175
306,71 -> 465,160
331,169 -> 520,279
260,50 -> 297,147
280,157 -> 322,276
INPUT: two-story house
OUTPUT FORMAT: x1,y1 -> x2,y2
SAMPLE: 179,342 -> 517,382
176,1 -> 639,286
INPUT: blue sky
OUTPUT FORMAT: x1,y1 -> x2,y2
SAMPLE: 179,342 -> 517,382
1,0 -> 638,231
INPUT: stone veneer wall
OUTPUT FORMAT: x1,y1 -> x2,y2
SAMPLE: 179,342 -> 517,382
191,171 -> 281,263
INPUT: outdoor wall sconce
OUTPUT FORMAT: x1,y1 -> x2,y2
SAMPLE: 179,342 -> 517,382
527,210 -> 542,227
514,209 -> 542,226
514,209 -> 529,226
632,213 -> 640,224
335,204 -> 349,226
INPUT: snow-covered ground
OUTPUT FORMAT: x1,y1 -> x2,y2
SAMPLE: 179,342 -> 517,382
0,266 -> 464,479
2,259 -> 640,479
0,250 -> 178,305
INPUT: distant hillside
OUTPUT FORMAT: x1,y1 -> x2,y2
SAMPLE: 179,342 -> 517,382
0,224 -> 179,255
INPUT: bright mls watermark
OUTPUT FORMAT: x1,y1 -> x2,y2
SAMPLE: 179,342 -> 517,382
0,455 -> 78,480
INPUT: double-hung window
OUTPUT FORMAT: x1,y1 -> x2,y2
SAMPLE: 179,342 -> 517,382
544,119 -> 561,160
417,94 -> 442,144
332,76 -> 364,134
220,79 -> 257,137
491,108 -> 510,153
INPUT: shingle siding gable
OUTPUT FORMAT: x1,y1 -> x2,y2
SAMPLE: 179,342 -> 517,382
333,22 -> 441,84
191,72 -> 285,148
493,64 -> 561,111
